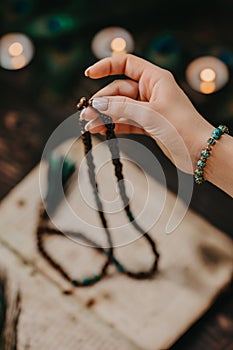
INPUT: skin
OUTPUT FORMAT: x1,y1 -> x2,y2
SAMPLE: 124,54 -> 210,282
80,54 -> 233,197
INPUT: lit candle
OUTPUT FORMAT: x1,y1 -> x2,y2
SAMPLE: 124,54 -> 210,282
199,68 -> 216,82
8,42 -> 24,57
110,37 -> 127,55
186,56 -> 229,94
91,27 -> 134,59
0,33 -> 34,70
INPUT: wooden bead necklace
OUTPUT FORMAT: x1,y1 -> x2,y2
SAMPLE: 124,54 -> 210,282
36,97 -> 159,287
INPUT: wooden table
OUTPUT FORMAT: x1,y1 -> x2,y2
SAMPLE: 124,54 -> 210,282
1,74 -> 233,350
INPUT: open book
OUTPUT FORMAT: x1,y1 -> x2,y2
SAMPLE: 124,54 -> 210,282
0,137 -> 232,350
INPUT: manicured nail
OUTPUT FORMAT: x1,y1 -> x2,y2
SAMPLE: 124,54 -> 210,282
84,66 -> 92,76
84,119 -> 95,131
79,106 -> 99,121
92,97 -> 108,111
79,109 -> 86,120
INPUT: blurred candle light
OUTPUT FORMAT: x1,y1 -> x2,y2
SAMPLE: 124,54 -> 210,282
110,37 -> 127,55
200,68 -> 216,82
91,27 -> 134,59
8,42 -> 24,57
0,33 -> 34,70
200,81 -> 216,94
186,56 -> 229,94
11,55 -> 27,69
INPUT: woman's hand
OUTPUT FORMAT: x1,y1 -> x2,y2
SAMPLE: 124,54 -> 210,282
80,54 -> 213,174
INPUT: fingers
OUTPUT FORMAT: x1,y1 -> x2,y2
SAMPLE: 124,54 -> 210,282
84,118 -> 106,133
85,54 -> 164,83
81,95 -> 159,133
85,117 -> 146,135
79,79 -> 139,122
91,79 -> 139,100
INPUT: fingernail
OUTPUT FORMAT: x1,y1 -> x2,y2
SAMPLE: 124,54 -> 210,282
84,120 -> 94,131
79,106 -> 99,121
92,97 -> 108,111
84,66 -> 92,76
79,109 -> 85,120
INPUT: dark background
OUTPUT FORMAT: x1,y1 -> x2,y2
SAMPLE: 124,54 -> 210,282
0,0 -> 233,349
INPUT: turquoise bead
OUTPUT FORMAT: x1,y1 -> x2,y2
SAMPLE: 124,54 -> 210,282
82,278 -> 91,286
194,169 -> 203,176
201,149 -> 211,158
93,274 -> 100,282
62,158 -> 76,185
118,264 -> 125,272
207,137 -> 216,145
72,279 -> 79,287
197,160 -> 206,168
218,125 -> 229,134
194,176 -> 204,184
111,256 -> 117,263
212,128 -> 222,139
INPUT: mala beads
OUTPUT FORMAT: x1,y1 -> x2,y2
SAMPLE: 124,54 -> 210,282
36,97 -> 159,287
78,97 -> 159,279
36,155 -> 112,287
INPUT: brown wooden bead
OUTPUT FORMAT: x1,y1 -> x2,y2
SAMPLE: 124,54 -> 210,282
77,97 -> 89,110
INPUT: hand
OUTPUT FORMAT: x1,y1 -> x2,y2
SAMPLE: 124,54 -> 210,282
80,54 -> 213,174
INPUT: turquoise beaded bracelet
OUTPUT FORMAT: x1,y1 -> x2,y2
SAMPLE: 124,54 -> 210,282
194,124 -> 229,184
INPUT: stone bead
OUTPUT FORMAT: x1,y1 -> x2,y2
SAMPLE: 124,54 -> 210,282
111,256 -> 117,263
212,128 -> 222,139
118,264 -> 125,272
194,169 -> 204,176
207,137 -> 216,145
93,274 -> 100,282
218,125 -> 229,134
194,176 -> 204,184
82,278 -> 91,286
72,279 -> 79,287
197,160 -> 206,168
201,149 -> 211,158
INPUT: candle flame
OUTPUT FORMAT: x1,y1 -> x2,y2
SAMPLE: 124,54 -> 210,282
8,42 -> 24,57
111,37 -> 126,54
200,68 -> 216,82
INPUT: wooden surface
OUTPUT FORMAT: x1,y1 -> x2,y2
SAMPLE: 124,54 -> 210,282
0,136 -> 233,349
0,246 -> 140,350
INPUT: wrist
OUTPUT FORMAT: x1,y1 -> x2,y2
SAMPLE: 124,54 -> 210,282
193,123 -> 233,196
204,133 -> 233,196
